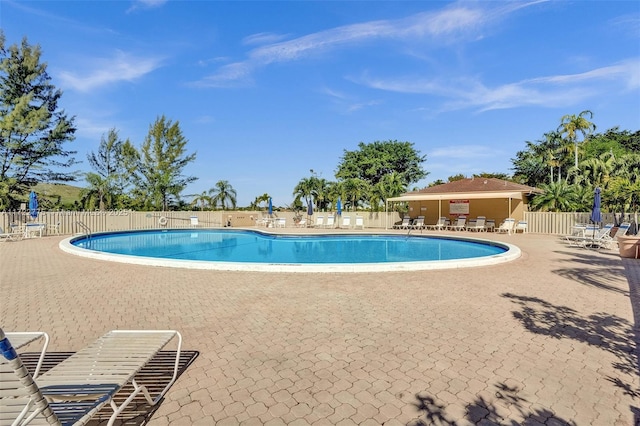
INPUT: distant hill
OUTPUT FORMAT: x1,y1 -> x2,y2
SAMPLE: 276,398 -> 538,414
34,182 -> 83,207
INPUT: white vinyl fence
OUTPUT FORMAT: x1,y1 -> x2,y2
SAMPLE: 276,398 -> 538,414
0,209 -> 635,236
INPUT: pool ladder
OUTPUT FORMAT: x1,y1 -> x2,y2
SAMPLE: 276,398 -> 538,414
75,221 -> 92,240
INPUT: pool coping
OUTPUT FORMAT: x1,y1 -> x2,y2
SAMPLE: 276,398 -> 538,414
58,228 -> 522,273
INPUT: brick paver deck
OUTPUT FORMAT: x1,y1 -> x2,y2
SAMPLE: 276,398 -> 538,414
1,230 -> 638,425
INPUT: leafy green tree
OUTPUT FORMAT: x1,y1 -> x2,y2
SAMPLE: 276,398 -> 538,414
210,180 -> 237,209
123,115 -> 197,210
447,174 -> 466,182
371,171 -> 406,211
83,128 -> 127,210
335,140 -> 427,188
558,110 -> 596,168
0,34 -> 78,208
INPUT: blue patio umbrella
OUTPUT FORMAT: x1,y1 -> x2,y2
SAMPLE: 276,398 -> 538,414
29,191 -> 38,220
336,197 -> 342,216
268,197 -> 273,216
590,187 -> 602,238
307,200 -> 313,216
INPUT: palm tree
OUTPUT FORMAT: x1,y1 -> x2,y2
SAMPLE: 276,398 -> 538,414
558,110 -> 596,168
342,178 -> 369,211
190,191 -> 211,210
209,180 -> 237,209
529,181 -> 579,212
293,177 -> 315,209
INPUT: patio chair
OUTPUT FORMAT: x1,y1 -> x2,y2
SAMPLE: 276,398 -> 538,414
325,215 -> 335,228
315,216 -> 324,227
354,216 -> 365,229
341,216 -> 351,228
514,220 -> 528,233
0,226 -> 24,242
564,223 -> 614,248
394,217 -> 411,229
411,216 -> 425,230
485,219 -> 496,232
426,217 -> 447,231
447,216 -> 467,231
494,218 -> 516,234
467,216 -> 486,232
295,218 -> 307,228
0,328 -> 182,426
275,217 -> 286,228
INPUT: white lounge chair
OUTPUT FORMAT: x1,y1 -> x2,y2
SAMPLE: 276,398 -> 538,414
447,216 -> 467,231
394,217 -> 411,229
565,223 -> 614,247
354,216 -> 364,229
325,215 -> 335,228
0,328 -> 182,426
426,217 -> 447,231
341,216 -> 351,228
0,226 -> 23,241
295,218 -> 307,228
495,218 -> 516,234
467,216 -> 486,232
315,216 -> 324,227
514,220 -> 528,233
275,217 -> 286,228
411,216 -> 425,230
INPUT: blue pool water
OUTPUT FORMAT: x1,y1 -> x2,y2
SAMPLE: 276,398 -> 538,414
71,229 -> 507,264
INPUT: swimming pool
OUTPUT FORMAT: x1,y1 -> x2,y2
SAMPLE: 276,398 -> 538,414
60,229 -> 520,272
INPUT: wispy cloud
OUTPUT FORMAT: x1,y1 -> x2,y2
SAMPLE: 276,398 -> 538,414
430,145 -> 496,159
357,58 -> 640,113
193,1 -> 544,88
127,0 -> 168,14
57,51 -> 164,92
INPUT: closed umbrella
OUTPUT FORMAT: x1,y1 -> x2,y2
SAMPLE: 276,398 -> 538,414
307,201 -> 313,217
268,197 -> 273,216
29,191 -> 38,220
590,187 -> 602,238
336,197 -> 342,216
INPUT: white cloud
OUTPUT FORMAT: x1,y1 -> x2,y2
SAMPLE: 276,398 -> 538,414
356,58 -> 640,113
57,51 -> 163,92
127,0 -> 168,13
430,145 -> 495,159
194,1 -> 544,88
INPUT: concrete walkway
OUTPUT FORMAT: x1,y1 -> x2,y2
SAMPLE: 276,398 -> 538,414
1,230 -> 638,425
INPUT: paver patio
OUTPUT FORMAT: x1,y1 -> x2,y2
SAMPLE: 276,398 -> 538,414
1,230 -> 638,425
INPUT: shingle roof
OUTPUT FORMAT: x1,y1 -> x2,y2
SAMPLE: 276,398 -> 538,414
409,178 -> 540,195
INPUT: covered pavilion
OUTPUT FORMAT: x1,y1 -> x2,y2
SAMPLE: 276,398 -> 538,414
386,177 -> 542,229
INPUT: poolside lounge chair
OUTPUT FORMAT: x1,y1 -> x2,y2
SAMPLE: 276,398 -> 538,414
341,216 -> 351,228
325,215 -> 335,228
426,217 -> 447,231
295,218 -> 307,228
0,226 -> 23,241
592,222 -> 631,249
315,216 -> 324,228
0,328 -> 182,426
467,216 -> 486,232
495,218 -> 516,234
485,219 -> 496,232
354,216 -> 364,229
275,217 -> 286,228
564,223 -> 614,248
447,217 -> 467,231
394,217 -> 411,229
514,220 -> 528,233
411,216 -> 425,230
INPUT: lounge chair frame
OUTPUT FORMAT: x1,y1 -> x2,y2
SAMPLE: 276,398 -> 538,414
1,329 -> 182,426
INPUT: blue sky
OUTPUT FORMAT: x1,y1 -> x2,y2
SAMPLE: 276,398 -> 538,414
3,0 -> 639,207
